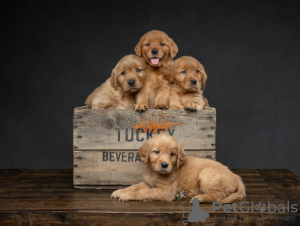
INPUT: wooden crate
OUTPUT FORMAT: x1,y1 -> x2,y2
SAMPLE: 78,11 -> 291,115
73,107 -> 216,188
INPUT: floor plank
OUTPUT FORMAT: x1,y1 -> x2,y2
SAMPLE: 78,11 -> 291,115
0,169 -> 299,225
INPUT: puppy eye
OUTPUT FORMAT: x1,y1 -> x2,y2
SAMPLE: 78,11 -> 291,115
121,71 -> 126,75
136,69 -> 141,72
146,43 -> 150,46
170,152 -> 175,156
155,150 -> 160,154
196,70 -> 200,73
160,43 -> 165,46
182,70 -> 186,74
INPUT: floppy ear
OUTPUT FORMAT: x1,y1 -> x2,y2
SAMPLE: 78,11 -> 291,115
177,144 -> 186,169
138,140 -> 151,163
200,67 -> 208,88
169,38 -> 178,59
110,68 -> 118,90
134,40 -> 142,56
163,61 -> 174,83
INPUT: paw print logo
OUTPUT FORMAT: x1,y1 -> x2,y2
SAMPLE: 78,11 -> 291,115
256,202 -> 266,212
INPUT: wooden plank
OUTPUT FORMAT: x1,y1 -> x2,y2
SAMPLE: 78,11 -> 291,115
257,169 -> 300,206
74,150 -> 216,185
73,108 -> 216,150
0,170 -> 300,225
0,212 -> 299,225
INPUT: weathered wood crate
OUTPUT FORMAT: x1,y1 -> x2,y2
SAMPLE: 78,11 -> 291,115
73,107 -> 216,188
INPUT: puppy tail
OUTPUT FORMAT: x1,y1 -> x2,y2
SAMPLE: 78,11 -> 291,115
221,176 -> 246,204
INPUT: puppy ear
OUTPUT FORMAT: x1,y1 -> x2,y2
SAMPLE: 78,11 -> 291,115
177,144 -> 186,169
169,38 -> 178,58
200,67 -> 208,88
110,68 -> 118,90
134,40 -> 142,56
138,140 -> 150,163
163,61 -> 174,83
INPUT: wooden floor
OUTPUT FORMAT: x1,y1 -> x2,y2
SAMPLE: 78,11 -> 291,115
0,169 -> 299,225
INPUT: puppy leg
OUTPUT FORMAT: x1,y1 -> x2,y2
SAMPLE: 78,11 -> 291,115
155,85 -> 170,110
119,186 -> 176,202
134,88 -> 149,112
191,191 -> 226,203
111,182 -> 150,198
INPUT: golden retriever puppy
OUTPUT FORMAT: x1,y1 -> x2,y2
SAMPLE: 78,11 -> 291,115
85,54 -> 146,109
111,134 -> 246,203
134,30 -> 178,111
170,56 -> 209,111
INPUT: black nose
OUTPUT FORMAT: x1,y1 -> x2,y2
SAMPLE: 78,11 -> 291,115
151,49 -> 158,55
128,80 -> 135,86
191,80 -> 197,85
161,162 -> 169,169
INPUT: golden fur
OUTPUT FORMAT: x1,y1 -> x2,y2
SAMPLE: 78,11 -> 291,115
170,56 -> 209,111
112,134 -> 246,203
134,30 -> 178,111
85,54 -> 146,109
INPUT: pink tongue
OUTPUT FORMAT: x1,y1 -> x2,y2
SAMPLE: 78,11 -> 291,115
151,58 -> 159,65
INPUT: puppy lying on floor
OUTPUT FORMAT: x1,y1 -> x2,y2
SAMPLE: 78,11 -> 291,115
111,134 -> 246,203
133,30 -> 178,111
170,56 -> 209,111
85,54 -> 146,109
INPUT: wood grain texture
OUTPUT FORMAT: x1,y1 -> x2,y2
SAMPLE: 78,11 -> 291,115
0,169 -> 299,225
73,107 -> 216,150
73,107 -> 216,187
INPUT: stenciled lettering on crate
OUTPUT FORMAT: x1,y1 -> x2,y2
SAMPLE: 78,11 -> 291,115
73,107 -> 216,188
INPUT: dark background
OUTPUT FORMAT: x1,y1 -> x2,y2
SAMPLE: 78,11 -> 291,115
1,1 -> 300,176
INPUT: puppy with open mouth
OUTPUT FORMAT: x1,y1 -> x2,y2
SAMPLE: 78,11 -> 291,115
133,30 -> 178,111
111,134 -> 246,203
170,56 -> 209,111
85,54 -> 147,109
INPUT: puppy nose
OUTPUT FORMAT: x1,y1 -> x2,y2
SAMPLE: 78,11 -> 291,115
128,80 -> 135,86
151,49 -> 158,55
191,80 -> 197,85
161,162 -> 169,168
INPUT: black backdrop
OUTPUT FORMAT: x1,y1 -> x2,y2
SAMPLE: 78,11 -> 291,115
1,0 -> 300,176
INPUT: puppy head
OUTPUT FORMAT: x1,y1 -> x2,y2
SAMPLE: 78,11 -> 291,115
173,56 -> 207,92
110,54 -> 147,92
134,30 -> 178,68
138,134 -> 186,175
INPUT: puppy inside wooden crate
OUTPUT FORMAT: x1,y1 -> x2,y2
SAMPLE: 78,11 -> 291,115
85,54 -> 147,109
111,134 -> 246,203
170,56 -> 210,111
134,30 -> 178,112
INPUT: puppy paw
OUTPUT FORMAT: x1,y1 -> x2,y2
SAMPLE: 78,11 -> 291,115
134,104 -> 148,112
154,104 -> 169,110
176,190 -> 188,199
111,189 -> 127,199
184,102 -> 203,112
119,192 -> 135,202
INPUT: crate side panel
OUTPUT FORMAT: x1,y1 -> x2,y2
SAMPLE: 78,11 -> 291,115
74,109 -> 216,150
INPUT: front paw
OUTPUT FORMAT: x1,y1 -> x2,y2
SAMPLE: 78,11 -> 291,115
154,103 -> 169,110
119,192 -> 135,201
111,189 -> 127,199
184,102 -> 203,112
134,104 -> 148,112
